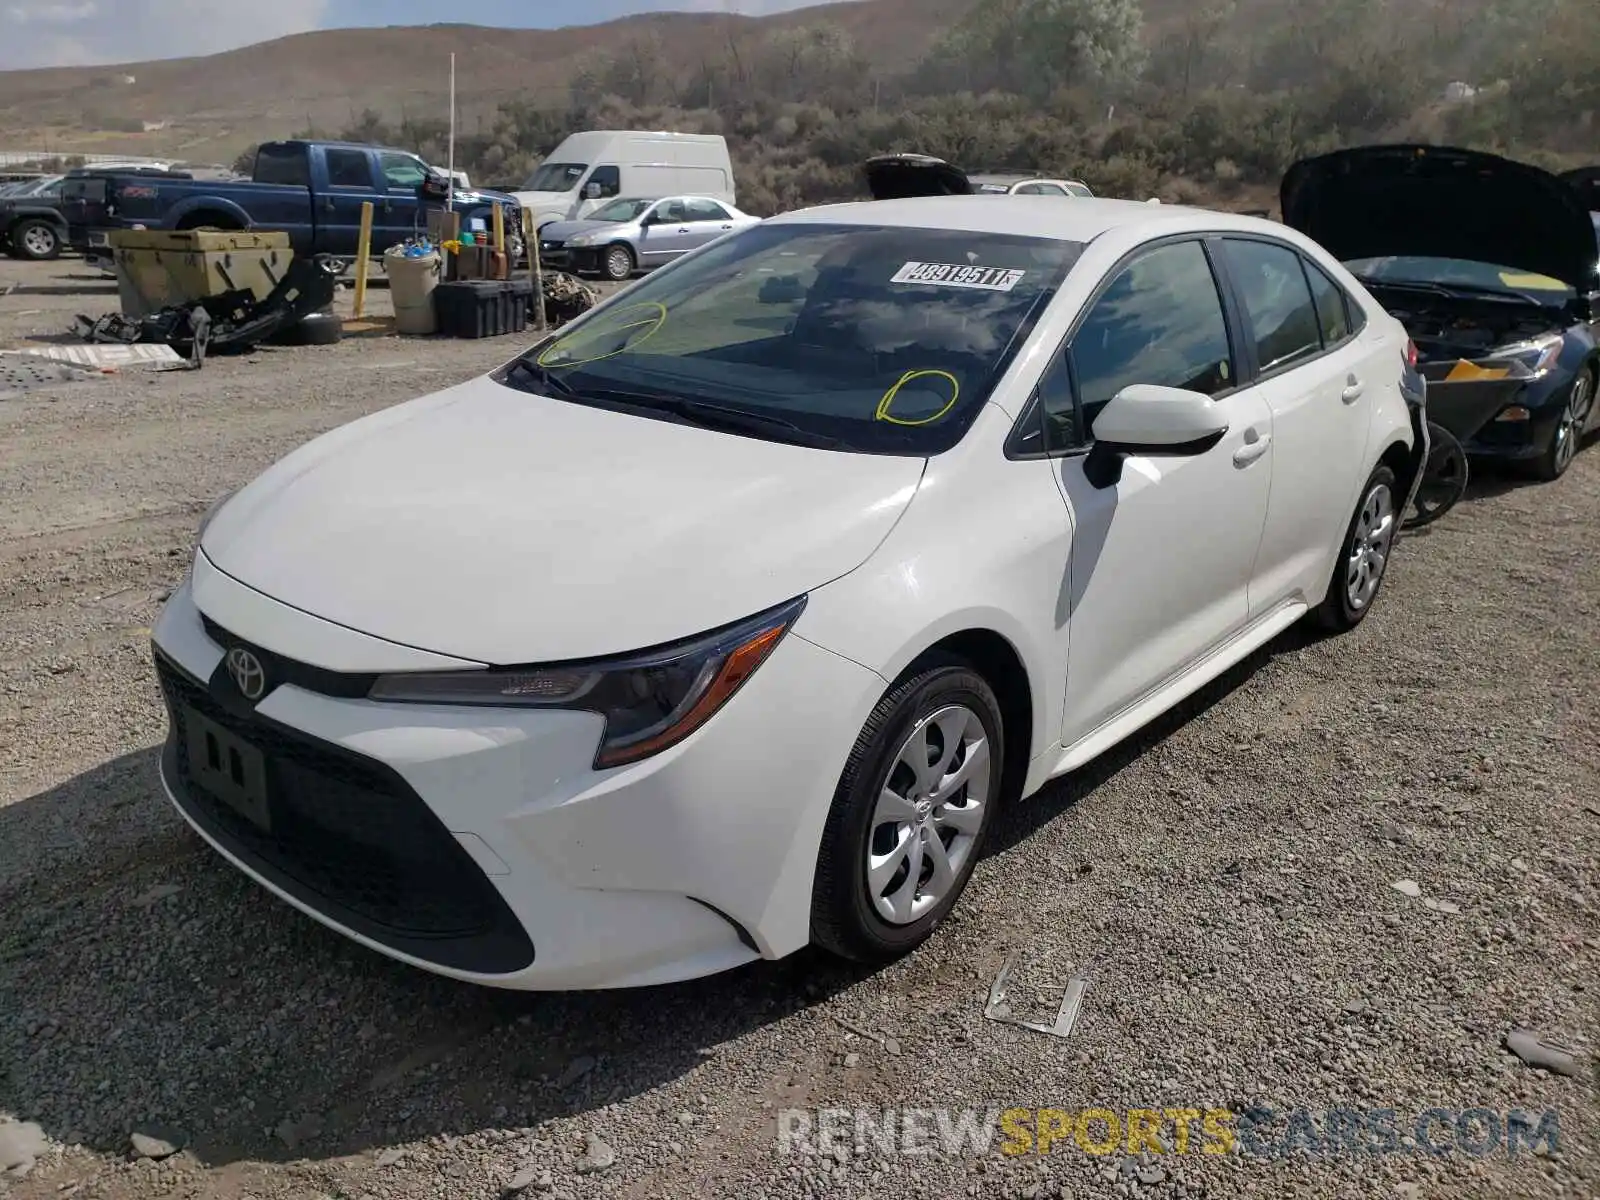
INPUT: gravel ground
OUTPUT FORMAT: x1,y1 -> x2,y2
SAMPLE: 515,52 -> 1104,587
0,256 -> 1596,1200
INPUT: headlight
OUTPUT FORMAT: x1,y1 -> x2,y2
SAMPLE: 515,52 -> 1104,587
1490,331 -> 1563,377
565,233 -> 593,247
367,595 -> 807,769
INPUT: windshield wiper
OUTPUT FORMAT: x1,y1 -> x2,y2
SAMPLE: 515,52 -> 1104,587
501,355 -> 580,398
580,388 -> 846,450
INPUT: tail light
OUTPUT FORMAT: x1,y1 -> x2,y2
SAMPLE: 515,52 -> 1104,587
1404,339 -> 1419,368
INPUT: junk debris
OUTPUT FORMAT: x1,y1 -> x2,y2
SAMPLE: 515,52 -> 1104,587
9,343 -> 185,371
985,952 -> 1094,1039
540,271 -> 600,327
1504,1027 -> 1581,1077
71,253 -> 344,368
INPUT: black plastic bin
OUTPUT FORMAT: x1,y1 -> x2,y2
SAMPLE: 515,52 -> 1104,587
433,278 -> 533,339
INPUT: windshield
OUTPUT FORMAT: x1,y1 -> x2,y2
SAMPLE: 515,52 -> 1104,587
498,221 -> 1082,455
522,161 -> 587,192
1346,255 -> 1574,301
590,197 -> 655,223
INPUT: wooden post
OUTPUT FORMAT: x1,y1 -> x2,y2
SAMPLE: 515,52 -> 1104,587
525,209 -> 546,332
491,202 -> 505,254
353,201 -> 374,319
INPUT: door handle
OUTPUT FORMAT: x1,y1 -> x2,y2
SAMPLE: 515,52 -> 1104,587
1341,376 -> 1364,403
677,227 -> 691,233
721,224 -> 732,230
1233,429 -> 1272,466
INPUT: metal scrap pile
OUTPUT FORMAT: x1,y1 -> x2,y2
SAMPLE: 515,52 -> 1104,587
540,271 -> 599,327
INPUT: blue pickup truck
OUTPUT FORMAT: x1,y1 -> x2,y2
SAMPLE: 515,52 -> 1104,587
62,139 -> 523,265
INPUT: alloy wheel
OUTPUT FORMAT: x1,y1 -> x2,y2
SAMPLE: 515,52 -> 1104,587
21,224 -> 57,258
1551,374 -> 1594,477
866,704 -> 990,925
1345,482 -> 1395,612
606,247 -> 633,281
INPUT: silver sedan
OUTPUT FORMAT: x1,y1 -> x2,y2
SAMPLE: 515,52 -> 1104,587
538,195 -> 761,281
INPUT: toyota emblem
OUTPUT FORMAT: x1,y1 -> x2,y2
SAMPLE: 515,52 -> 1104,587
225,647 -> 267,701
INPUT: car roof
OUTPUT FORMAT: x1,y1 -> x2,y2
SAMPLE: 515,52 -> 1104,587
768,195 -> 1284,243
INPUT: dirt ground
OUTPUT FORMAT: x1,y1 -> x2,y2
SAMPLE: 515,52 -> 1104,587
0,255 -> 1596,1200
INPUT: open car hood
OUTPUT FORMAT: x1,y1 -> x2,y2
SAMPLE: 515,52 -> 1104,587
863,153 -> 974,199
1281,145 -> 1600,292
1561,165 -> 1600,215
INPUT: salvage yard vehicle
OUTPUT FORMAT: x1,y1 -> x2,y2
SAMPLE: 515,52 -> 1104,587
0,173 -> 67,260
60,139 -> 523,266
970,172 -> 1095,197
537,194 -> 761,280
1283,145 -> 1600,482
513,130 -> 737,234
150,184 -> 1421,991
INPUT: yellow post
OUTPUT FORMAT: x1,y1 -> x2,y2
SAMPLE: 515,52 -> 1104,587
525,209 -> 546,332
352,201 -> 374,319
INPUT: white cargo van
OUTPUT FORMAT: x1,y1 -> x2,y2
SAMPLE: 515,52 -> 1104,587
512,131 -> 736,231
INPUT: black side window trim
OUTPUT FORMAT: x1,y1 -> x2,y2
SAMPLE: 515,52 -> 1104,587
1005,232 -> 1245,461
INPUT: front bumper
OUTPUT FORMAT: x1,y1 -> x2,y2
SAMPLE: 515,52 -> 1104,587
149,558 -> 884,990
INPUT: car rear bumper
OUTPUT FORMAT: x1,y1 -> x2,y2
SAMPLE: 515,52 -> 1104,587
149,559 -> 884,990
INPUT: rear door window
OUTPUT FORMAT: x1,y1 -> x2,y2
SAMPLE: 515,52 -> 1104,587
1221,238 -> 1325,374
1303,258 -> 1354,346
325,149 -> 374,189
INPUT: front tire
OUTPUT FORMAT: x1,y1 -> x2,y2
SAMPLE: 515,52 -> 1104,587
12,218 -> 61,261
603,243 -> 636,282
811,657 -> 1003,964
1532,370 -> 1595,482
1315,464 -> 1399,633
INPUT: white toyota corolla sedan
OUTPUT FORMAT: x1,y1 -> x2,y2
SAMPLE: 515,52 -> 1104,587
151,194 -> 1425,990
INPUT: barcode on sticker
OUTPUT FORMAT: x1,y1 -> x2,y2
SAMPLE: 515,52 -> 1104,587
891,262 -> 1027,292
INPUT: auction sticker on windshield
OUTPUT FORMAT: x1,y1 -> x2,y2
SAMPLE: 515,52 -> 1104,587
892,262 -> 1027,291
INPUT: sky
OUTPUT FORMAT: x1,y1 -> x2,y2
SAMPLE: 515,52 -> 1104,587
0,0 -> 829,71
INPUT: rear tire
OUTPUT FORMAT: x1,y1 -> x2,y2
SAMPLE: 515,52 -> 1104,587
810,656 -> 1003,965
1315,465 -> 1399,633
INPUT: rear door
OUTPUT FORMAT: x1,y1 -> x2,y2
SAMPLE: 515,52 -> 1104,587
1215,236 -> 1376,615
677,198 -> 737,253
315,146 -> 378,256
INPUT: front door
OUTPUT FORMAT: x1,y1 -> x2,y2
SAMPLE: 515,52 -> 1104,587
638,198 -> 693,265
373,151 -> 427,253
1048,237 -> 1275,749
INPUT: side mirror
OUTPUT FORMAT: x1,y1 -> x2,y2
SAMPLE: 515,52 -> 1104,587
583,182 -> 602,200
1083,384 -> 1230,489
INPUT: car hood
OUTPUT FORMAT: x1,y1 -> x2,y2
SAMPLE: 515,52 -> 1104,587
541,217 -> 626,241
1561,165 -> 1600,215
863,153 -> 974,199
1281,145 -> 1600,292
200,376 -> 926,665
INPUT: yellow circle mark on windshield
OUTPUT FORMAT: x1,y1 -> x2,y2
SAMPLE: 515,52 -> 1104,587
535,301 -> 669,369
875,369 -> 961,426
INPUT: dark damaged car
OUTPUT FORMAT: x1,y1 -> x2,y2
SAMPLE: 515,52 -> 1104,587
1283,145 -> 1599,481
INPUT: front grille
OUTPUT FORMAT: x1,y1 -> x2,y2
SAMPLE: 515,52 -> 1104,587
155,651 -> 534,975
